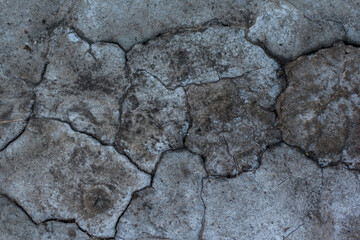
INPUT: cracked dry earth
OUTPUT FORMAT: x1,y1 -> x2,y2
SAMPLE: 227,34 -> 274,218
1,1 -> 360,240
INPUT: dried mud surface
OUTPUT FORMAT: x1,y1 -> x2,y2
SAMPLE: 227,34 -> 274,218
1,0 -> 359,239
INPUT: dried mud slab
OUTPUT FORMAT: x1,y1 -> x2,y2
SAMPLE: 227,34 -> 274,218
285,0 -> 360,45
116,71 -> 188,173
35,27 -> 129,144
203,144 -> 322,239
128,27 -> 280,89
116,150 -> 206,240
0,196 -> 91,240
0,0 -> 76,84
71,0 -> 263,50
248,1 -> 344,60
278,43 -> 360,169
185,75 -> 282,176
0,119 -> 150,238
286,167 -> 360,240
0,75 -> 33,150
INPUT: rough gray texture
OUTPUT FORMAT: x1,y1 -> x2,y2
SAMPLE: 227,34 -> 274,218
286,0 -> 360,45
0,196 -> 91,240
0,0 -> 76,84
278,43 -> 360,169
0,75 -> 33,150
248,0 -> 345,60
116,71 -> 188,173
202,144 -> 322,239
0,119 -> 150,237
128,27 -> 280,89
286,167 -> 360,240
186,77 -> 282,176
1,1 -> 360,239
116,150 -> 207,240
315,167 -> 360,240
35,27 -> 129,144
71,0 -> 263,50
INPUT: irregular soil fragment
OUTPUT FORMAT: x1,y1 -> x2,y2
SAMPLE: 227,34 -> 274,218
287,167 -> 360,240
116,150 -> 206,240
128,27 -> 280,90
185,75 -> 282,176
0,196 -> 91,240
0,75 -> 33,150
248,0 -> 344,60
71,0 -> 262,50
0,0 -> 76,83
35,27 -> 129,144
116,71 -> 188,173
0,119 -> 150,238
202,144 -> 322,239
278,43 -> 360,169
285,0 -> 360,45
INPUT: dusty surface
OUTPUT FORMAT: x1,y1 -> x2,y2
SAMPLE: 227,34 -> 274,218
1,0 -> 359,239
278,43 -> 360,169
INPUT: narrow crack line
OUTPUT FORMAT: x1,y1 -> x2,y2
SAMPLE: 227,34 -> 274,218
114,47 -> 131,149
113,185 -> 153,239
1,193 -> 108,239
34,116 -> 151,177
138,66 -> 263,92
0,81 -> 41,152
69,25 -> 95,45
137,69 -> 174,91
282,0 -> 347,37
279,140 -> 353,172
222,136 -> 239,177
188,67 -> 263,89
0,122 -> 28,152
34,116 -> 110,146
197,176 -> 207,240
342,165 -> 360,173
281,141 -> 320,167
182,87 -> 193,147
94,40 -> 127,54
147,147 -> 192,186
33,61 -> 49,88
117,150 -> 152,176
283,222 -> 305,239
125,18 -> 241,53
286,40 -> 357,63
181,146 -> 210,177
244,28 -> 285,65
42,218 -> 111,240
69,26 -> 128,53
0,193 -> 39,225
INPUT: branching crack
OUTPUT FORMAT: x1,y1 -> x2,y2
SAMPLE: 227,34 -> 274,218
0,193 -> 108,240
